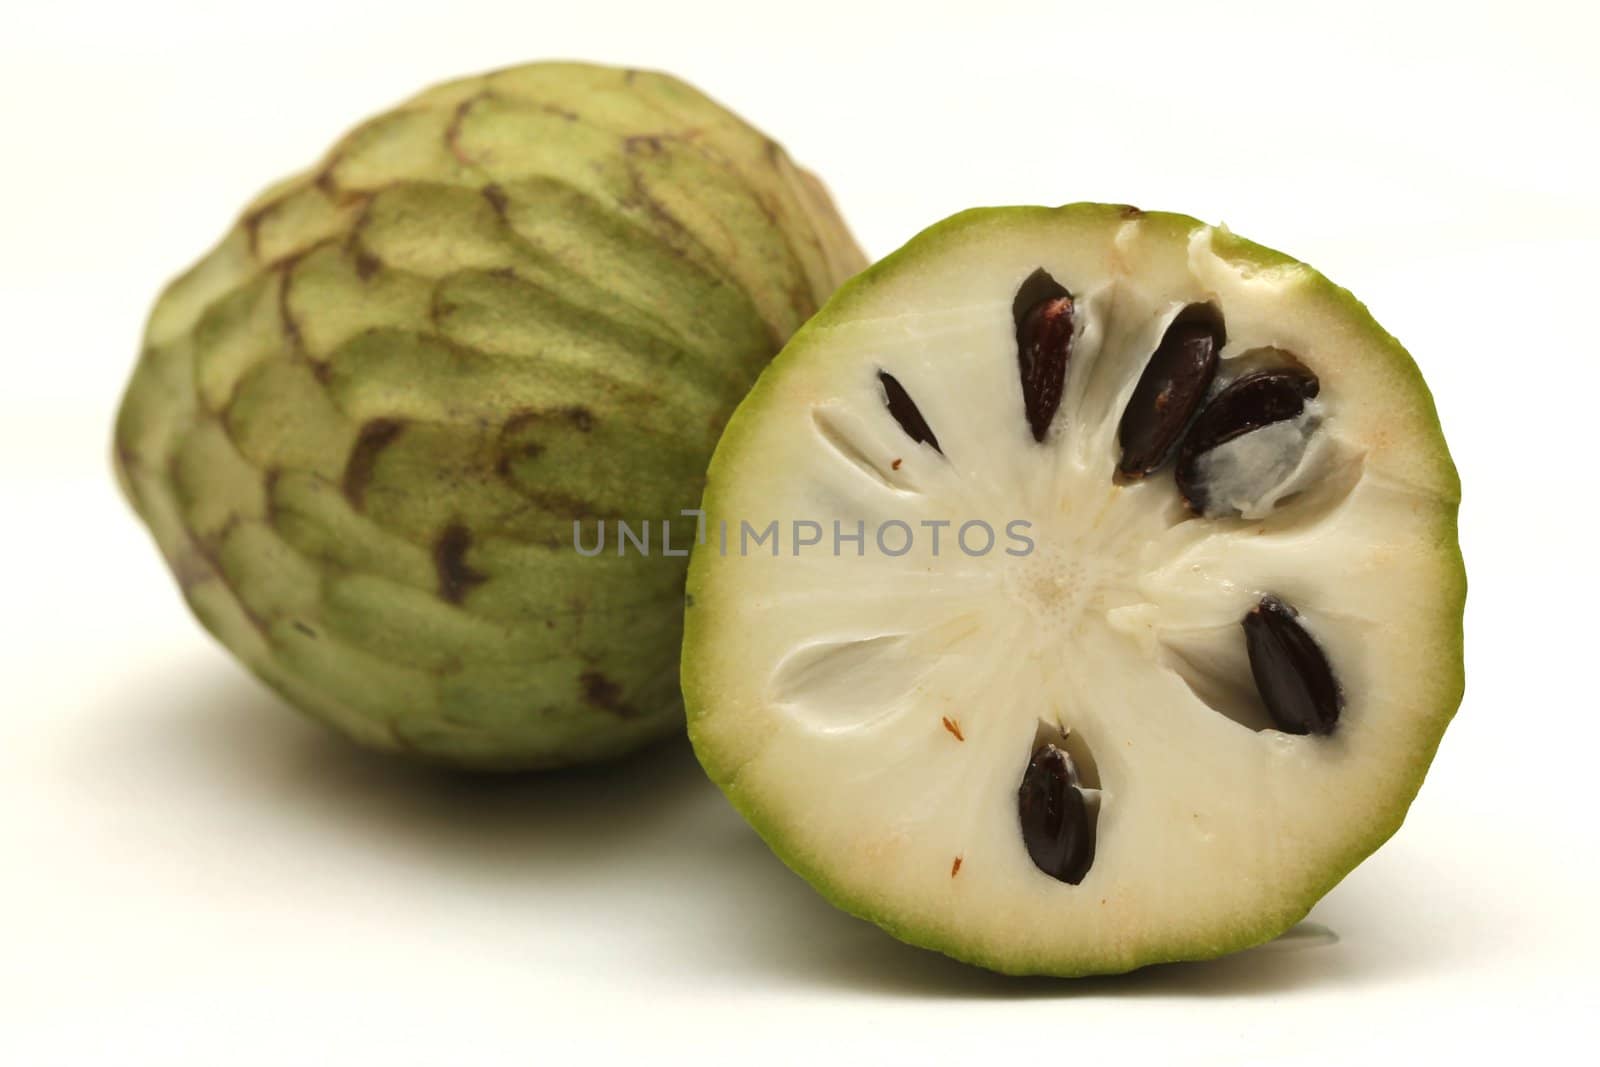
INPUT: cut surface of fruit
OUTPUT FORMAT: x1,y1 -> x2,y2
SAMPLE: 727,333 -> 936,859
683,204 -> 1464,976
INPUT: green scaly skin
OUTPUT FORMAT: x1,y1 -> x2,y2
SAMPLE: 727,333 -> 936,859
115,62 -> 866,770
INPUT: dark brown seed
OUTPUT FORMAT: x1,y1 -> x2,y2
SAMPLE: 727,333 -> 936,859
1011,267 -> 1070,327
1013,269 -> 1074,442
1018,743 -> 1094,884
1116,304 -> 1225,478
1175,366 -> 1320,512
878,371 -> 942,454
1242,596 -> 1343,735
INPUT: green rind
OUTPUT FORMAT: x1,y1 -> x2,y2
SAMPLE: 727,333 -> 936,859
115,61 -> 866,770
683,202 -> 1465,975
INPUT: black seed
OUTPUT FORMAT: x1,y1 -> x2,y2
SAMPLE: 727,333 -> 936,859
878,371 -> 942,454
1243,596 -> 1343,735
1013,269 -> 1075,442
1012,267 -> 1070,327
1175,366 -> 1320,513
1018,743 -> 1094,884
1117,304 -> 1225,478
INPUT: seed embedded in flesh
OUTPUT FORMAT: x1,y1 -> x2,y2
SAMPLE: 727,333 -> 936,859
1018,743 -> 1094,884
877,371 -> 942,454
1116,303 -> 1225,478
1013,269 -> 1075,443
1175,366 -> 1321,513
1242,595 -> 1343,735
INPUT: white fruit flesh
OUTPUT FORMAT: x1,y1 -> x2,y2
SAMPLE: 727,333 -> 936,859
684,206 -> 1464,975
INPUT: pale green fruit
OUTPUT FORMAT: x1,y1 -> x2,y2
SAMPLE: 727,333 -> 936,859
684,204 -> 1464,975
115,62 -> 865,769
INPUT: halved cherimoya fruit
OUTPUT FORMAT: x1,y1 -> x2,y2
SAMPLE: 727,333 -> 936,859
682,204 -> 1465,977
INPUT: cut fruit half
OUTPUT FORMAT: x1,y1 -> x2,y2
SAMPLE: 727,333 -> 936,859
682,204 -> 1465,976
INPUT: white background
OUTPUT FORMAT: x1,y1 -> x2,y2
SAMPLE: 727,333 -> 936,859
3,0 -> 1597,1062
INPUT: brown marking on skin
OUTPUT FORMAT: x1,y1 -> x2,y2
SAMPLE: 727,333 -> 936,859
501,406 -> 593,434
262,234 -> 341,275
494,408 -> 594,486
189,514 -> 272,636
891,458 -> 902,471
343,419 -> 405,508
941,716 -> 965,742
619,178 -> 693,264
444,93 -> 492,165
626,134 -> 665,157
277,263 -> 303,348
291,620 -> 317,637
344,192 -> 383,268
754,193 -> 779,226
353,246 -> 382,281
951,856 -> 963,878
261,468 -> 282,524
580,671 -> 640,718
786,278 -> 814,319
495,438 -> 544,478
113,438 -> 140,481
216,512 -> 243,544
434,523 -> 487,604
428,291 -> 458,330
482,183 -> 509,218
240,198 -> 283,258
496,408 -> 538,441
1120,204 -> 1145,218
540,104 -> 579,122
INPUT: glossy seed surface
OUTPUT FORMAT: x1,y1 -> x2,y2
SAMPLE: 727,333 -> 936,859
878,371 -> 942,454
1116,304 -> 1225,478
1013,269 -> 1075,443
1018,743 -> 1094,884
1242,595 -> 1344,735
1175,367 -> 1320,512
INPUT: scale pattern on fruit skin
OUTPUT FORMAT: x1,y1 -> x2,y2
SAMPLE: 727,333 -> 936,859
113,61 -> 867,769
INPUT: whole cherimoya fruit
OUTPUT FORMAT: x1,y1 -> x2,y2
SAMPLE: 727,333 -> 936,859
114,62 -> 866,769
683,204 -> 1465,975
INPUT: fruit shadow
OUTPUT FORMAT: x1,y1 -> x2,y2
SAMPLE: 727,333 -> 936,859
113,662 -> 1453,1000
